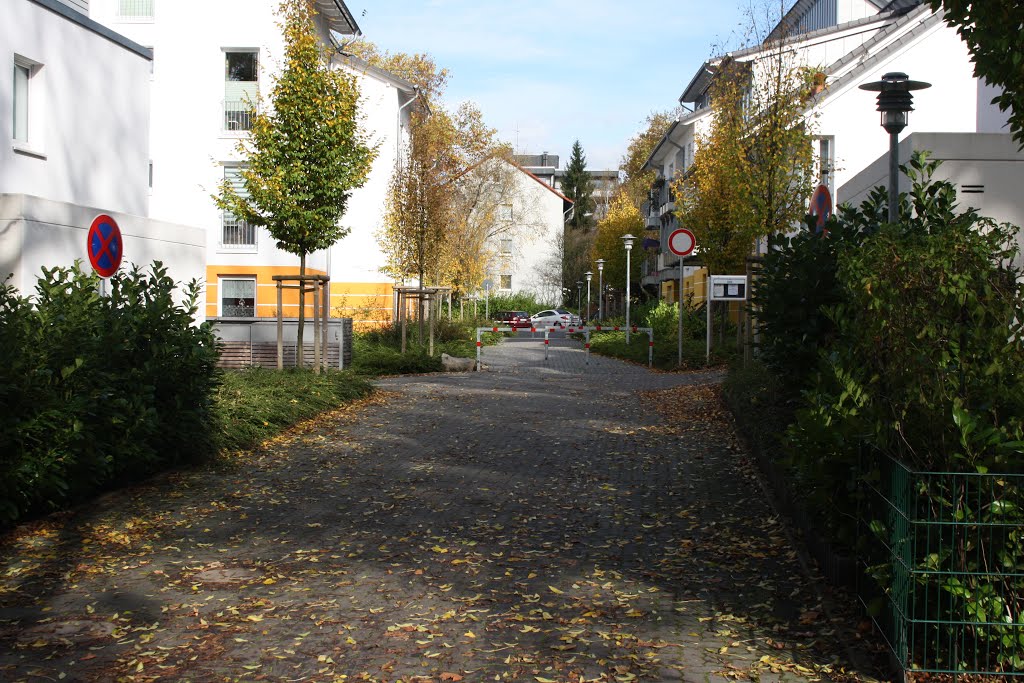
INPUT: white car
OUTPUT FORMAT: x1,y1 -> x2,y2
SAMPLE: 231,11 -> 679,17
530,309 -> 581,328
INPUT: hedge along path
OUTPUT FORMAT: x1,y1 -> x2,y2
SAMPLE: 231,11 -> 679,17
0,341 -> 885,682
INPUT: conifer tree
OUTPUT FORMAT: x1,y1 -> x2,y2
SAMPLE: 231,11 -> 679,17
561,140 -> 595,231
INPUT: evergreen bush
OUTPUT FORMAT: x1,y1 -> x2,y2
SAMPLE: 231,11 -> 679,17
0,263 -> 219,525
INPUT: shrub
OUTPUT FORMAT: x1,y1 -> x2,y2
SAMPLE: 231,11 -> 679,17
215,367 -> 372,451
0,262 -> 219,525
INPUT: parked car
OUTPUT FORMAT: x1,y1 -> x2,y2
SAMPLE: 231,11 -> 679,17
531,309 -> 573,328
493,311 -> 532,329
556,309 -> 583,326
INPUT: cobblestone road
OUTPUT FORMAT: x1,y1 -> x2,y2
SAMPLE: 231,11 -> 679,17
0,336 -> 883,682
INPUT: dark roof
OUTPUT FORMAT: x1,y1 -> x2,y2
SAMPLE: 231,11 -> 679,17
514,153 -> 560,169
313,0 -> 361,36
335,54 -> 417,95
880,0 -> 923,10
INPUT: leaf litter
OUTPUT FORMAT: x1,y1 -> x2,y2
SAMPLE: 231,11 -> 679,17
0,376 -> 888,681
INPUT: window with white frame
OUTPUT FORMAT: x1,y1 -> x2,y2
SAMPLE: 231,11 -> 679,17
12,56 -> 42,150
499,274 -> 512,291
220,277 -> 256,318
499,238 -> 512,255
224,50 -> 257,131
819,137 -> 834,190
221,165 -> 256,248
117,0 -> 154,20
498,204 -> 513,221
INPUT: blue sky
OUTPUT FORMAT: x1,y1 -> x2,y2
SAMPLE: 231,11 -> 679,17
346,1 -> 754,171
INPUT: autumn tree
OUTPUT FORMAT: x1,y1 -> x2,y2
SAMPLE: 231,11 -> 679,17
673,58 -> 755,275
352,41 -> 522,305
618,110 -> 676,209
673,36 -> 816,274
448,151 -> 549,296
216,0 -> 375,363
929,0 -> 1024,148
590,193 -> 645,309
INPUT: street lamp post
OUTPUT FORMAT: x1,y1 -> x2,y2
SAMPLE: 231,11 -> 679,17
621,234 -> 635,344
584,271 -> 592,325
576,281 -> 583,317
595,259 -> 605,321
859,72 -> 931,224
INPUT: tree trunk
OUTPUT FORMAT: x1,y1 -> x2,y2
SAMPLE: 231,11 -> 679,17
297,251 -> 306,368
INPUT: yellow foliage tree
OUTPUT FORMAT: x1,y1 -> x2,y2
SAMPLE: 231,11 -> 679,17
673,43 -> 817,274
591,193 -> 645,299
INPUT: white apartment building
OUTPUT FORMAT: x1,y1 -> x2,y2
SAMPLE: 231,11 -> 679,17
1,0 -> 204,297
90,0 -> 419,326
641,0 -> 1016,297
470,158 -> 572,301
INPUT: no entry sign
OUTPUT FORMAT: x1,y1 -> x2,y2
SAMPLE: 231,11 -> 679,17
87,214 -> 123,278
668,228 -> 696,257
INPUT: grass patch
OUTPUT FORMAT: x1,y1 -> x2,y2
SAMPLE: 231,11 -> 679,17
587,329 -> 730,370
214,367 -> 373,451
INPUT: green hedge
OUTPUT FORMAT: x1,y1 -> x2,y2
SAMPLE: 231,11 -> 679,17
0,262 -> 220,525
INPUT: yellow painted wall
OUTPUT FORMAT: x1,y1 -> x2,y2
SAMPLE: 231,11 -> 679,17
207,266 -> 401,331
330,281 -> 396,330
206,265 -> 329,320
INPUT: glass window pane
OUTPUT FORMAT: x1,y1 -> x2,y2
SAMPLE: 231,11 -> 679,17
221,279 -> 256,317
226,52 -> 257,82
13,64 -> 28,142
222,167 -> 255,246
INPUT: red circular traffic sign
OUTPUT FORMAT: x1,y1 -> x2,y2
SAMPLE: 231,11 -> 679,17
87,214 -> 123,278
668,228 -> 696,257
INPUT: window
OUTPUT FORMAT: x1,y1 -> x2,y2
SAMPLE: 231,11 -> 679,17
819,137 -> 834,189
221,165 -> 256,248
500,238 -> 512,255
220,278 -> 256,317
224,50 -> 258,131
12,56 -> 42,152
499,204 -> 513,221
500,275 -> 512,291
117,0 -> 154,20
12,62 -> 28,143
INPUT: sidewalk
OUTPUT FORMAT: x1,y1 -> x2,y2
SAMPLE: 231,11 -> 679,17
0,337 -> 882,682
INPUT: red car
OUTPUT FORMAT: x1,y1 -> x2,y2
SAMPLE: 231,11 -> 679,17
493,311 -> 532,329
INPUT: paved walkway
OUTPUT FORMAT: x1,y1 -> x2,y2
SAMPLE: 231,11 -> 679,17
0,337 -> 881,682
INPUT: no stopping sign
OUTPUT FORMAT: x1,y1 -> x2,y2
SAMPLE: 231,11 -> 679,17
87,214 -> 123,278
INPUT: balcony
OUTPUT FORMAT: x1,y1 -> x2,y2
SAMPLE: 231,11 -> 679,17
641,200 -> 659,229
224,101 -> 254,132
657,183 -> 675,216
117,0 -> 154,20
221,214 -> 256,250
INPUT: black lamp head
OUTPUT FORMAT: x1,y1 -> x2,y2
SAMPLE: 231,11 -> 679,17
859,72 -> 931,135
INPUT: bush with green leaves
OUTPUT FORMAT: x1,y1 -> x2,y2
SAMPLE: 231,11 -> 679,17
754,201 -> 879,396
775,153 -> 1024,673
0,262 -> 219,525
790,153 -> 1024,476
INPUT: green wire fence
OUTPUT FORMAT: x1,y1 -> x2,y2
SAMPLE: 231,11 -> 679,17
859,456 -> 1024,677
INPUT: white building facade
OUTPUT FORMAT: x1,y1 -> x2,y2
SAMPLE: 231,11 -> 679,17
1,0 -> 204,296
470,159 -> 571,302
90,0 -> 415,327
641,0 -> 1015,300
